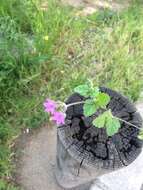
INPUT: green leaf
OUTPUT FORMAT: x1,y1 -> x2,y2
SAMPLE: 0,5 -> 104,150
74,84 -> 90,97
96,92 -> 110,108
83,99 -> 98,117
90,87 -> 100,98
138,130 -> 143,140
92,109 -> 121,136
106,117 -> 121,136
93,113 -> 106,128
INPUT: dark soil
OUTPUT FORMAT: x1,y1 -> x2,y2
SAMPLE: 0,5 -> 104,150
58,87 -> 143,170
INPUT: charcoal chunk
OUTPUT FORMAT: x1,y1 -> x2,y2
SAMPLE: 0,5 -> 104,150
112,134 -> 123,150
66,106 -> 74,119
95,143 -> 107,158
82,116 -> 93,127
65,93 -> 83,104
126,102 -> 137,113
73,104 -> 83,116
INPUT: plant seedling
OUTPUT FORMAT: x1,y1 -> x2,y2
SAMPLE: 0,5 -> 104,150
74,82 -> 121,136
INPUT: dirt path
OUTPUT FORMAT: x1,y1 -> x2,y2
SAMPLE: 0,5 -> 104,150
61,0 -> 130,15
15,125 -> 62,190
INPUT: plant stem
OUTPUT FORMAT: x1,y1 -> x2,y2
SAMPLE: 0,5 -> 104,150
66,101 -> 142,131
114,116 -> 141,130
66,101 -> 85,108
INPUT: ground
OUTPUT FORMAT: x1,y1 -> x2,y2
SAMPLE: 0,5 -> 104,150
61,0 -> 130,15
15,125 -> 58,190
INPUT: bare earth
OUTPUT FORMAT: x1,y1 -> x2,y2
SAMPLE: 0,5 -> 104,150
61,0 -> 130,15
15,125 -> 62,190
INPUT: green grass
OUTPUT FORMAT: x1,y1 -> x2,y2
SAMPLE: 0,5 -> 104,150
0,0 -> 143,189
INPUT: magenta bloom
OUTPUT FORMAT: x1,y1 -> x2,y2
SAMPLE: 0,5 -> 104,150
51,112 -> 65,125
43,99 -> 57,114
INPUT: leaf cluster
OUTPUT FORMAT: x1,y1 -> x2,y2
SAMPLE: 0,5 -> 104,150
74,82 -> 121,136
74,84 -> 110,116
93,110 -> 120,136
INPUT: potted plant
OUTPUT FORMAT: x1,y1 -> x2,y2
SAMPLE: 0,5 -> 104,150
43,81 -> 143,189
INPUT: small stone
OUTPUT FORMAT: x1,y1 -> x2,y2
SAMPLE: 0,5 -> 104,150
81,7 -> 97,16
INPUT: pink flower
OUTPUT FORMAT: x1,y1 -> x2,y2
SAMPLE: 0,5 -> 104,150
51,112 -> 65,125
43,99 -> 57,114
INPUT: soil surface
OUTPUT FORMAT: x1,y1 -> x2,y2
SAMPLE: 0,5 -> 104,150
61,0 -> 130,15
15,125 -> 59,190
